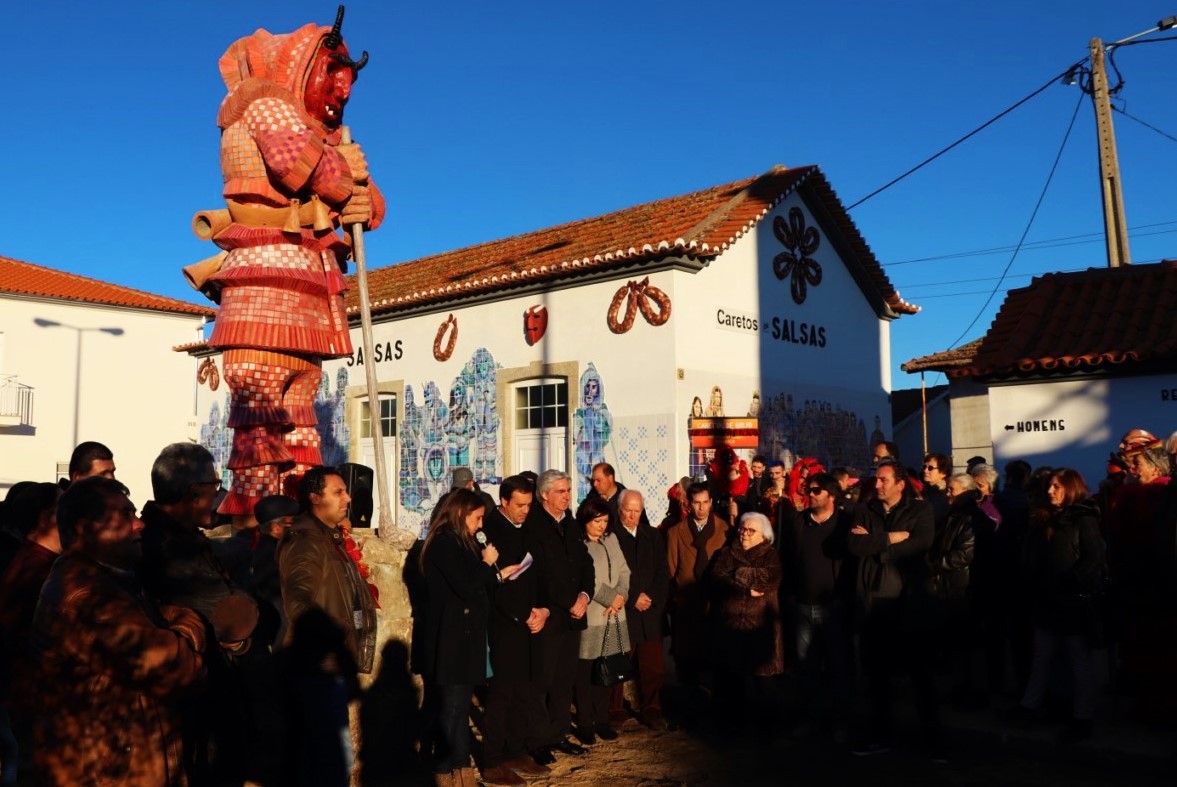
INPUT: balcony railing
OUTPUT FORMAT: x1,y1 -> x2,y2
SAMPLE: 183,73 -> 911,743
0,375 -> 34,427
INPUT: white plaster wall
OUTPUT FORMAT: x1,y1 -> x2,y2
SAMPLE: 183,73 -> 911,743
673,194 -> 886,386
989,373 -> 1177,488
670,193 -> 893,473
948,378 -> 994,471
0,296 -> 207,501
340,272 -> 679,417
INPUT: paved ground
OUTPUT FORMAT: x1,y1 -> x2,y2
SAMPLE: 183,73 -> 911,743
363,683 -> 1175,786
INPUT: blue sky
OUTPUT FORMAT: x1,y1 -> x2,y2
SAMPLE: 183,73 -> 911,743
8,1 -> 1177,388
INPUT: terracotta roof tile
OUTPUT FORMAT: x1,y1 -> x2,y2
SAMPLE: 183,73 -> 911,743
1,255 -> 214,317
901,339 -> 983,373
347,165 -> 918,319
901,261 -> 1177,378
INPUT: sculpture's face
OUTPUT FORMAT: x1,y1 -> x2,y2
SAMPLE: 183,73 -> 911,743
303,44 -> 355,128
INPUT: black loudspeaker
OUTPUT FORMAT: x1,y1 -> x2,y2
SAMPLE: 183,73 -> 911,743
338,462 -> 375,528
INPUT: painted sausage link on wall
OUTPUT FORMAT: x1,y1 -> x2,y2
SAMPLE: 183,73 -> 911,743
434,314 -> 458,361
606,276 -> 672,334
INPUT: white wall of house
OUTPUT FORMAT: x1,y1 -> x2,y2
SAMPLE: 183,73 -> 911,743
0,296 -> 207,501
988,373 -> 1177,488
671,194 -> 892,472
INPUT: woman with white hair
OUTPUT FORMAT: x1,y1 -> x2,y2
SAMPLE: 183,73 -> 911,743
968,464 -> 1003,529
707,511 -> 783,730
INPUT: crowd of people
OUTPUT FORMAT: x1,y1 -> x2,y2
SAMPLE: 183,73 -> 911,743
1,428 -> 1175,785
0,442 -> 377,786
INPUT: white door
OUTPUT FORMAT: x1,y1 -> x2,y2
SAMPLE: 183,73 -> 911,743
511,378 -> 568,474
359,394 -> 397,529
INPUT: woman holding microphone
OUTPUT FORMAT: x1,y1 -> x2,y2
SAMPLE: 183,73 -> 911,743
419,489 -> 519,787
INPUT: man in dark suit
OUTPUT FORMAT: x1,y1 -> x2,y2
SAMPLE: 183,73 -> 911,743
608,489 -> 670,730
523,470 -> 594,761
480,476 -> 551,784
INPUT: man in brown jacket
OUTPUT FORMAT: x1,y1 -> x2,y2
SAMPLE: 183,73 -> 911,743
277,466 -> 377,787
31,476 -> 206,786
666,482 -> 730,687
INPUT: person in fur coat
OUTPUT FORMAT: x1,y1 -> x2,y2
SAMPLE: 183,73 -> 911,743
707,512 -> 783,730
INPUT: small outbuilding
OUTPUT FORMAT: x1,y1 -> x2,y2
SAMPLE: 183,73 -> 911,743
903,260 -> 1177,485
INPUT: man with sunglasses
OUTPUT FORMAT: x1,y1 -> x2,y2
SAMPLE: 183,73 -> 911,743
778,472 -> 855,741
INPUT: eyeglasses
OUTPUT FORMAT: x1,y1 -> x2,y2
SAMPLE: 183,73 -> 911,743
807,487 -> 825,495
923,464 -> 939,471
738,527 -> 760,536
190,479 -> 223,494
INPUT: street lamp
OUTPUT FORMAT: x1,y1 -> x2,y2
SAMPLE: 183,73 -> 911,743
32,318 -> 125,452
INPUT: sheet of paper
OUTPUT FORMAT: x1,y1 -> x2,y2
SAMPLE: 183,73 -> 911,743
507,551 -> 533,580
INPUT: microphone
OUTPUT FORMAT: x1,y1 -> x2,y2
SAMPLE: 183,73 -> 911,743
475,531 -> 501,571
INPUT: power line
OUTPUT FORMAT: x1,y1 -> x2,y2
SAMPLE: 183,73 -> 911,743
847,63 -> 1085,210
897,266 -> 1089,289
946,91 -> 1086,349
882,222 -> 1177,266
901,257 -> 1171,297
912,290 -> 1014,300
1113,105 -> 1177,144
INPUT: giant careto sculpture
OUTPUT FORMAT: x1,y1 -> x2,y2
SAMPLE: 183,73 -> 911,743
187,6 -> 384,516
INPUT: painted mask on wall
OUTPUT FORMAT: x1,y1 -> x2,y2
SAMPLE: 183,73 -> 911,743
524,305 -> 548,346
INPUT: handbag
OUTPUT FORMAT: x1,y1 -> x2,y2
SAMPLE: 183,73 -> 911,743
591,615 -> 634,687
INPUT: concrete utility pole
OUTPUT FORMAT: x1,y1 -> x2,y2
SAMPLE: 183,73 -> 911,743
1075,16 -> 1177,268
1088,37 -> 1131,268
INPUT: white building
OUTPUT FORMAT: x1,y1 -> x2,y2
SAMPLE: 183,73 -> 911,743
188,165 -> 919,532
902,261 -> 1177,487
1,255 -> 213,500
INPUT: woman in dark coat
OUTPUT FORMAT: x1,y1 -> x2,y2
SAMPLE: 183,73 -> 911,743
1013,468 -> 1106,742
707,512 -> 783,729
419,489 -> 518,786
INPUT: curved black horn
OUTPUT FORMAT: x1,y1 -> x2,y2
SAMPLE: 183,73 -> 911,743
325,5 -> 346,49
329,50 -> 368,73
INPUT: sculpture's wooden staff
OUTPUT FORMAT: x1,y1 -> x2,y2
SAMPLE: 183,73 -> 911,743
341,125 -> 394,538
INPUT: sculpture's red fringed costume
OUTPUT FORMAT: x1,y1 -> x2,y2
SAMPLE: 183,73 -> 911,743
196,7 -> 384,516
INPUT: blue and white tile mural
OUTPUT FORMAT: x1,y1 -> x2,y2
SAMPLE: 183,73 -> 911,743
317,366 -> 350,466
573,362 -> 613,501
400,348 -> 502,530
201,399 -> 232,488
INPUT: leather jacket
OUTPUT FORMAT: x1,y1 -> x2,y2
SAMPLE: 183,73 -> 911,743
277,514 -> 377,674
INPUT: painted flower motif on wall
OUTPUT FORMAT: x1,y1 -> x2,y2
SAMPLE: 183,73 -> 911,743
772,207 -> 822,304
